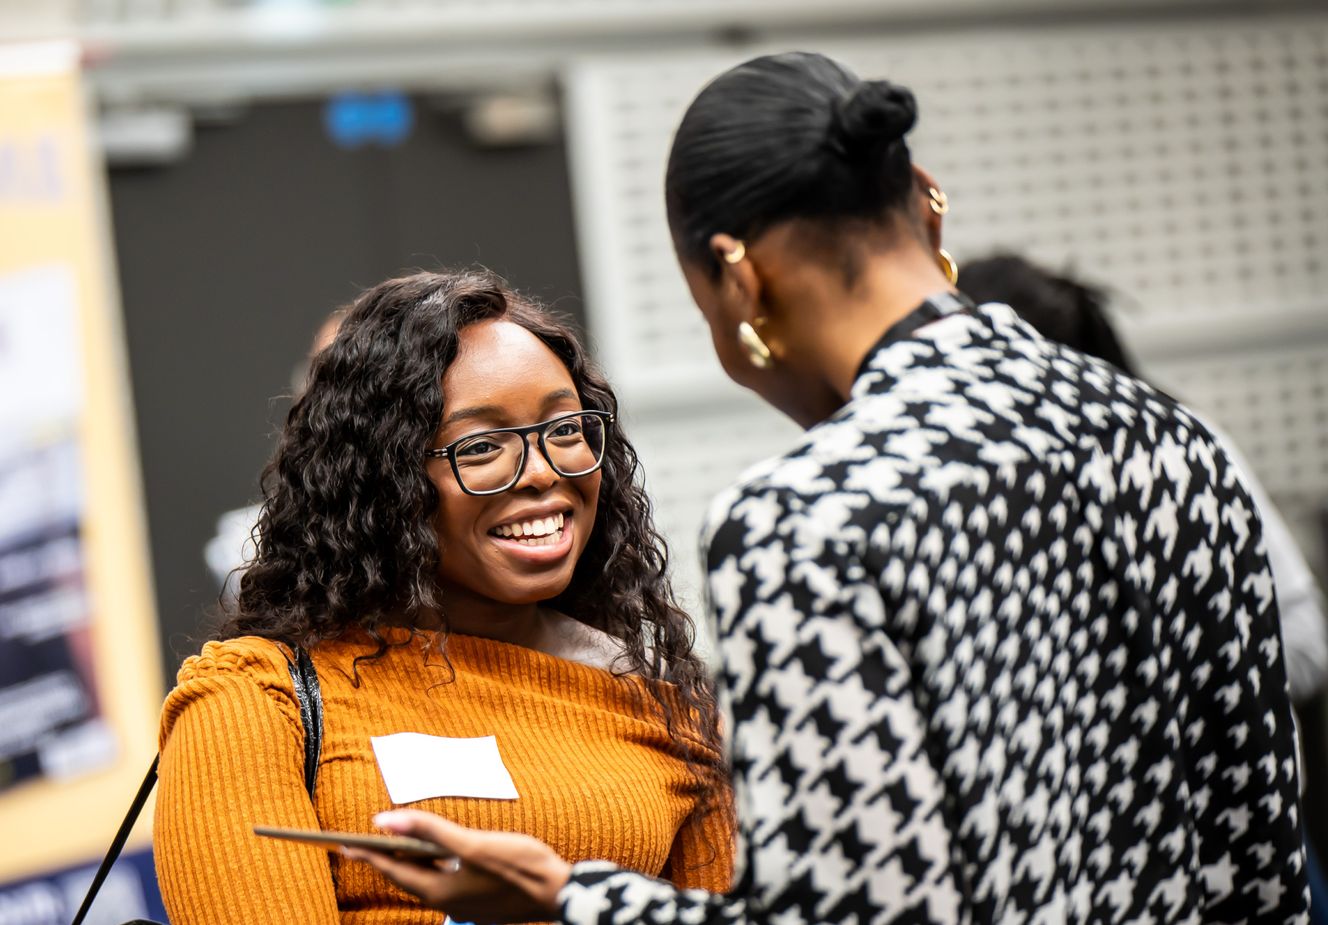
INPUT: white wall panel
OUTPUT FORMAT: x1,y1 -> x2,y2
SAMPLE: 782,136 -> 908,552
620,397 -> 802,615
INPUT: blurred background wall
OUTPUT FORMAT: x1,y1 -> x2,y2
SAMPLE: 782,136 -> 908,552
0,0 -> 1324,920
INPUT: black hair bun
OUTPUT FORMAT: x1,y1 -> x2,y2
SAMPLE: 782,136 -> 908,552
828,80 -> 917,158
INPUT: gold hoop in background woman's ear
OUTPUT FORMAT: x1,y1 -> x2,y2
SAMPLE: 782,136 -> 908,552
937,249 -> 958,285
928,187 -> 949,215
723,241 -> 746,264
737,321 -> 774,370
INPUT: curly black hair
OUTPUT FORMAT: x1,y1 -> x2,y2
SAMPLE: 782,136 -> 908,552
221,268 -> 722,785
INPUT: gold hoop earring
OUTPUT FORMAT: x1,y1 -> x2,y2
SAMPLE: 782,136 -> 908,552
723,241 -> 746,264
737,320 -> 773,370
928,187 -> 949,215
937,248 -> 958,285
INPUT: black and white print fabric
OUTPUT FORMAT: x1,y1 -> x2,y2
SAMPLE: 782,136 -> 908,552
560,299 -> 1309,924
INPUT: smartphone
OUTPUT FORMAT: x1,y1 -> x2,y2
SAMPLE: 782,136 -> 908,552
253,825 -> 454,860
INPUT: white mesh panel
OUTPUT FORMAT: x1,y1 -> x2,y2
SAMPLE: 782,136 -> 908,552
622,398 -> 802,614
569,17 -> 1328,394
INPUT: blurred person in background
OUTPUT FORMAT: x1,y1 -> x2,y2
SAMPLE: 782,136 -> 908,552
347,52 -> 1310,923
204,305 -> 349,602
958,253 -> 1328,705
155,270 -> 733,924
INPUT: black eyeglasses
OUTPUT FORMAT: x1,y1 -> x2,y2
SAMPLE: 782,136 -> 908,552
424,410 -> 614,496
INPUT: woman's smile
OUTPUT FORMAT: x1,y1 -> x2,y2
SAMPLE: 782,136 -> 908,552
485,508 -> 576,563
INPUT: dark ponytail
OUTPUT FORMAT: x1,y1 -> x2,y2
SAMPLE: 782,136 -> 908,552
665,51 -> 920,275
957,254 -> 1142,379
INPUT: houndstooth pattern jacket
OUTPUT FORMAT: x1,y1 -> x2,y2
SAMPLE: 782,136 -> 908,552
560,297 -> 1309,925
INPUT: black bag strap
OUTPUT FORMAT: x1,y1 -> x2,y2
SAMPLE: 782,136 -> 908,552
287,645 -> 324,801
70,646 -> 323,925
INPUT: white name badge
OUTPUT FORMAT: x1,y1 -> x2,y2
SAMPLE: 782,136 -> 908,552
370,733 -> 519,804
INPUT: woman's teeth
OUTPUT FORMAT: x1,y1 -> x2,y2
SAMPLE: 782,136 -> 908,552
513,533 -> 560,547
492,513 -> 566,545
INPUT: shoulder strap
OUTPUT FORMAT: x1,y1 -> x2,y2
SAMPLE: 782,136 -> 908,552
287,645 -> 324,800
72,644 -> 324,924
69,756 -> 159,925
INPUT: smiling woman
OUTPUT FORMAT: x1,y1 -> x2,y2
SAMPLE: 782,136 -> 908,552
424,323 -> 611,620
152,269 -> 733,925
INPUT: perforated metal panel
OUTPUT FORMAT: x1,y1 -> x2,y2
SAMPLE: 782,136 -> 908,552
566,13 -> 1328,602
570,17 -> 1328,394
621,398 -> 802,613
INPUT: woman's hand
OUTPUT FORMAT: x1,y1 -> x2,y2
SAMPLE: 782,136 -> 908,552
343,810 -> 573,924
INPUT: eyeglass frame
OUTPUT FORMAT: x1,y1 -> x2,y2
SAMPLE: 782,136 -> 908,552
423,409 -> 614,497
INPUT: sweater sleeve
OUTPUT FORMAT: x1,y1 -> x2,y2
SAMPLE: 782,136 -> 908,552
154,638 -> 340,925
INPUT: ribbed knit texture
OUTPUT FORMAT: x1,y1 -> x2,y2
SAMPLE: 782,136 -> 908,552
154,630 -> 733,924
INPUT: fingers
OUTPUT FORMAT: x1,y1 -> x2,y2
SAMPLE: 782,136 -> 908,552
450,833 -> 572,912
363,806 -> 571,918
342,847 -> 451,906
374,810 -> 478,856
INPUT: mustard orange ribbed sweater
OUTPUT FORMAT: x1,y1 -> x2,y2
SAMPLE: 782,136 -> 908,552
154,631 -> 733,924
